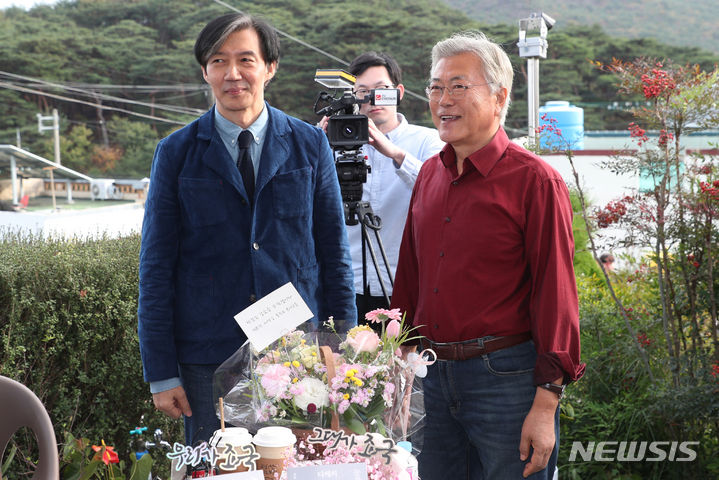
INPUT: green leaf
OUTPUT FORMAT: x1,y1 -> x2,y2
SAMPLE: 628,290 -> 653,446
560,401 -> 575,420
128,453 -> 153,480
79,459 -> 103,480
342,410 -> 366,435
1,444 -> 17,477
371,418 -> 386,436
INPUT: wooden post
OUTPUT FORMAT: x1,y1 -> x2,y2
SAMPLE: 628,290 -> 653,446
43,166 -> 57,211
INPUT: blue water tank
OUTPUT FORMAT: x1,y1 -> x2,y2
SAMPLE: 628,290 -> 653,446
538,101 -> 584,150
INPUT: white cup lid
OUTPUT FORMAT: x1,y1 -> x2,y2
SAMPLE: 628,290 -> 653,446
209,427 -> 253,447
252,426 -> 297,448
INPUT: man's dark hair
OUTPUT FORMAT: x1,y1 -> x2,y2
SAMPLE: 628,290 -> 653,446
194,13 -> 280,69
600,253 -> 615,264
347,52 -> 402,86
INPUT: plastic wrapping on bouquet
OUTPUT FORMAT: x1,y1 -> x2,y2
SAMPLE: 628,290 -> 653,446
213,323 -> 431,454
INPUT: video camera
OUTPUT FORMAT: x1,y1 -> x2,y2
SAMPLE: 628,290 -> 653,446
313,69 -> 400,212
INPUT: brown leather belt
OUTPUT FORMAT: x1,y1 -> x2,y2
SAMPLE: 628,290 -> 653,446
423,332 -> 532,361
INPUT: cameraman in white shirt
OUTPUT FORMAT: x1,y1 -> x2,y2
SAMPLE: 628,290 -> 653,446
344,52 -> 444,323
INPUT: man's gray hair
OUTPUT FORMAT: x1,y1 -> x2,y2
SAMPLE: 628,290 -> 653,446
431,31 -> 514,125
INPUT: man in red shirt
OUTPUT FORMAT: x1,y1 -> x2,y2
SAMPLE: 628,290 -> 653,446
392,32 -> 584,479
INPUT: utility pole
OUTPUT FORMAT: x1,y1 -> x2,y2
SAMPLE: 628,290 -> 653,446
37,108 -> 73,204
9,128 -> 20,205
93,92 -> 110,148
37,108 -> 61,165
517,12 -> 555,147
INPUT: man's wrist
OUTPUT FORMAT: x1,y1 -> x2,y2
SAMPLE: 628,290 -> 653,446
534,375 -> 564,408
392,149 -> 406,168
150,377 -> 182,394
537,382 -> 565,400
533,385 -> 561,413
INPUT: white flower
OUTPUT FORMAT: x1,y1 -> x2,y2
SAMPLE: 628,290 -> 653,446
293,377 -> 330,411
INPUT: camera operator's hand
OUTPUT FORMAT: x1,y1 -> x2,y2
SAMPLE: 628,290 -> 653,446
367,118 -> 406,167
317,116 -> 329,132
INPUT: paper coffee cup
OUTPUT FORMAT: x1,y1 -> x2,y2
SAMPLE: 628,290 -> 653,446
209,427 -> 254,474
253,426 -> 296,480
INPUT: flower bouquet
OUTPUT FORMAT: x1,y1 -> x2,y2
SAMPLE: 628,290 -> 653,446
215,328 -> 336,432
328,309 -> 419,437
214,309 -> 431,448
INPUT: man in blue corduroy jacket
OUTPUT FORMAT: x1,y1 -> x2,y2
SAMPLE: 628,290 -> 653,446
137,12 -> 356,445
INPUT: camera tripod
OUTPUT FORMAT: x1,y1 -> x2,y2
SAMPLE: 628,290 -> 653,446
345,200 -> 394,315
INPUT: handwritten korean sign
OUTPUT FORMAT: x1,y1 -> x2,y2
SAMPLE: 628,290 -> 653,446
234,282 -> 314,351
166,442 -> 259,473
307,428 -> 398,465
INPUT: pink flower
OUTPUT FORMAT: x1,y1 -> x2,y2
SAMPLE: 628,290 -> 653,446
289,383 -> 304,396
385,319 -> 401,338
259,364 -> 291,398
346,330 -> 381,353
382,381 -> 396,405
364,308 -> 402,323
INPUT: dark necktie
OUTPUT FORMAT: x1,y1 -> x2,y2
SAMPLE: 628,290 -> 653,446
237,130 -> 255,202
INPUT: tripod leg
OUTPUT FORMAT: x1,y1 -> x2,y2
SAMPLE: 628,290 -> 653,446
361,221 -> 391,306
371,227 -> 395,289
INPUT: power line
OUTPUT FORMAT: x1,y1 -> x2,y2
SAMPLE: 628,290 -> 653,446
55,83 -> 207,92
160,91 -> 208,102
211,0 -> 349,66
0,82 -> 190,125
0,71 -> 206,116
210,0 -> 429,103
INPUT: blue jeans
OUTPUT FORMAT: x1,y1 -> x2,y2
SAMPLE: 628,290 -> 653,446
178,363 -> 221,446
418,340 -> 559,480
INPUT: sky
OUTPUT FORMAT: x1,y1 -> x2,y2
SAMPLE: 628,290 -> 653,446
0,0 -> 57,9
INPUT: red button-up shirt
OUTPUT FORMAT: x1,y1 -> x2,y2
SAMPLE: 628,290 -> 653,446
392,127 -> 585,384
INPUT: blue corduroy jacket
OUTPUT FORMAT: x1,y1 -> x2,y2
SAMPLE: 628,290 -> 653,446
138,104 -> 356,382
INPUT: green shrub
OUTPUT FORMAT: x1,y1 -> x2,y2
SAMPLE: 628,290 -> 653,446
570,191 -> 603,278
559,272 -> 719,479
0,233 -> 181,479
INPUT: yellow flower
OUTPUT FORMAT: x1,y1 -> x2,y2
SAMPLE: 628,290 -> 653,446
292,345 -> 319,369
292,378 -> 299,383
283,362 -> 291,367
345,370 -> 354,377
292,360 -> 301,368
343,393 -> 350,400
353,378 -> 364,387
347,325 -> 373,337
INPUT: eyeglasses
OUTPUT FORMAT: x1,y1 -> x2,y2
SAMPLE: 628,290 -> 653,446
425,83 -> 494,102
354,85 -> 394,97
